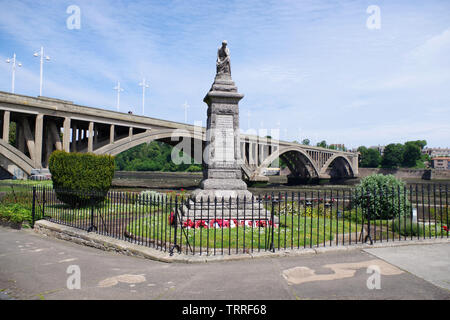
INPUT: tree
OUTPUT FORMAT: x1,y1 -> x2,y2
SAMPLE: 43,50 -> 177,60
115,141 -> 202,172
358,146 -> 381,168
407,140 -> 427,150
402,142 -> 422,167
381,143 -> 404,168
301,138 -> 310,146
316,140 -> 327,148
353,174 -> 410,219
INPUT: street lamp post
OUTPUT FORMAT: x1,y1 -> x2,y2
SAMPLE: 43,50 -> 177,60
33,46 -> 50,97
5,53 -> 22,94
139,78 -> 149,116
113,81 -> 124,112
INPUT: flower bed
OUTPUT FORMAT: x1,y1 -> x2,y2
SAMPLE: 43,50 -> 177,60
182,218 -> 277,229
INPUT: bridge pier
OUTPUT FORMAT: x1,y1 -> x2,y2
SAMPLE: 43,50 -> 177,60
34,114 -> 44,168
63,117 -> 71,152
2,111 -> 10,142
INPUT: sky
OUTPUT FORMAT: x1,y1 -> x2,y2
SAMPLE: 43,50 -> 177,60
0,0 -> 449,149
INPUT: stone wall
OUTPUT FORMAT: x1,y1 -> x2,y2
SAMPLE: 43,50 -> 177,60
358,168 -> 450,180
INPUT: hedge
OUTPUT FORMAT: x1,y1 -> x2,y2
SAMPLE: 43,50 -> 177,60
48,151 -> 115,207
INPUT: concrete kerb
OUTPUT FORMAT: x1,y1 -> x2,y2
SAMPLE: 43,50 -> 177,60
33,220 -> 450,264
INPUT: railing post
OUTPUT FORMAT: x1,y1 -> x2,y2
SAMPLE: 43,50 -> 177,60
42,186 -> 46,220
270,194 -> 275,252
169,196 -> 181,256
31,186 -> 36,228
87,193 -> 97,232
364,193 -> 373,245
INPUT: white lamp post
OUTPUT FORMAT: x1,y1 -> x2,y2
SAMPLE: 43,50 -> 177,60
139,78 -> 149,116
5,53 -> 22,93
33,46 -> 50,96
113,81 -> 124,111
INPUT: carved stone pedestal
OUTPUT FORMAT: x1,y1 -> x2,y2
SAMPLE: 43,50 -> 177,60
180,44 -> 277,224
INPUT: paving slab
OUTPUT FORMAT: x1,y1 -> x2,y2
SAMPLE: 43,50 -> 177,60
364,243 -> 450,291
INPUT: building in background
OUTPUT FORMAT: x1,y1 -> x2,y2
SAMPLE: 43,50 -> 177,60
431,157 -> 450,170
423,148 -> 450,157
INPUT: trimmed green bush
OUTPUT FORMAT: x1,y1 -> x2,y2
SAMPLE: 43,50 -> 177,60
353,174 -> 410,219
48,151 -> 115,207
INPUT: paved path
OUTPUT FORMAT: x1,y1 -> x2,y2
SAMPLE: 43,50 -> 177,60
0,226 -> 448,300
364,244 -> 450,291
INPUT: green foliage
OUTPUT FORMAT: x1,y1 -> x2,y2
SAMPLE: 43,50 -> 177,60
316,140 -> 327,148
358,146 -> 381,168
353,174 -> 410,219
402,142 -> 422,167
0,203 -> 31,224
391,218 -> 423,236
9,122 -> 16,146
392,217 -> 446,237
381,143 -> 405,168
48,151 -> 115,207
186,164 -> 202,172
379,141 -> 427,168
407,140 -> 427,150
302,139 -> 310,146
115,141 -> 202,172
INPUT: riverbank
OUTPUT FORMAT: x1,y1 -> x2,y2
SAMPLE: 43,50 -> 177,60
111,171 -> 450,193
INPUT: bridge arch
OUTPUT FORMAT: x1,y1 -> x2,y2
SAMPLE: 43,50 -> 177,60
94,128 -> 206,157
253,146 -> 320,180
320,154 -> 354,179
0,140 -> 34,177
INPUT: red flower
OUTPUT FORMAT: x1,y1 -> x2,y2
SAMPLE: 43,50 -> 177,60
443,225 -> 448,232
195,220 -> 208,229
183,219 -> 194,228
256,220 -> 267,227
169,211 -> 175,225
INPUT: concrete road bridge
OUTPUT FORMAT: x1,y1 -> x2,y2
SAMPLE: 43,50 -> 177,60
0,91 -> 358,183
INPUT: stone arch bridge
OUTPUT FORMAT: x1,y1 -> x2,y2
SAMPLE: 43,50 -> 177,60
0,92 -> 358,182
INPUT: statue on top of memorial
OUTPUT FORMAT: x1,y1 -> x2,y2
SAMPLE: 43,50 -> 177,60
216,40 -> 231,76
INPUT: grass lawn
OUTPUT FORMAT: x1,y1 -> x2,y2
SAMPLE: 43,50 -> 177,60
126,211 -> 360,252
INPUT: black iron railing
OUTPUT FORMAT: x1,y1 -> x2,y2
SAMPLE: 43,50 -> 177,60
0,183 -> 448,255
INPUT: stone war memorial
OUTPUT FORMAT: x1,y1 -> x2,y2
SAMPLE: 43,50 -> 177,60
181,41 -> 277,224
